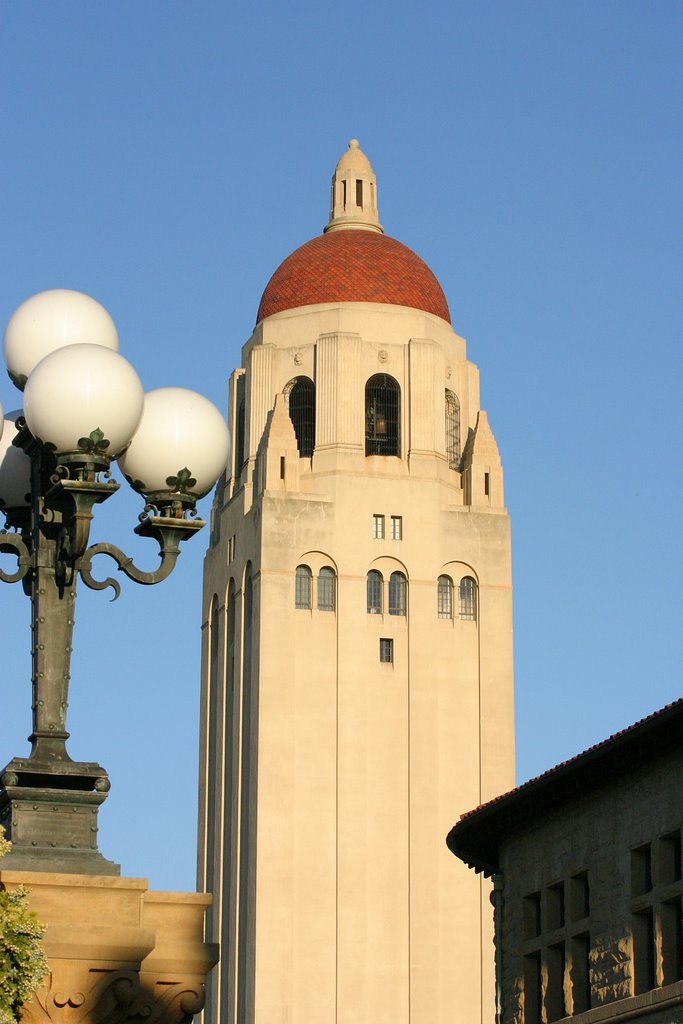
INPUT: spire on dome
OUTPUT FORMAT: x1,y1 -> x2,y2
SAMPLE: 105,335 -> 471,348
324,139 -> 384,235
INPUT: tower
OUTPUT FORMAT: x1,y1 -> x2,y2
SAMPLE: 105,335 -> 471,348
198,140 -> 515,1023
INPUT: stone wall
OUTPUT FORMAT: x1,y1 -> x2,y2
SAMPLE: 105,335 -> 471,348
498,744 -> 683,1022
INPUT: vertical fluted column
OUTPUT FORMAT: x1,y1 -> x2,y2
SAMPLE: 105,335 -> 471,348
408,338 -> 436,455
246,345 -> 274,461
315,332 -> 362,450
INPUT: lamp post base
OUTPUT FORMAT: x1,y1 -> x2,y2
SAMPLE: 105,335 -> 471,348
0,758 -> 119,875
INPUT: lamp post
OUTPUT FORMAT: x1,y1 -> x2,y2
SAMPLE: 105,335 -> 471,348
0,289 -> 229,874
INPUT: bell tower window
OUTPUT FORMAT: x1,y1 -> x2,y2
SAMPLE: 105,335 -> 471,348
356,179 -> 363,208
285,376 -> 315,458
365,374 -> 400,457
445,389 -> 460,469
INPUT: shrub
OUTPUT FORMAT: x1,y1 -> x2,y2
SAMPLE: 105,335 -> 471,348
0,834 -> 49,1024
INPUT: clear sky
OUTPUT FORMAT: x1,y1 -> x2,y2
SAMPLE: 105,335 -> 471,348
1,2 -> 681,892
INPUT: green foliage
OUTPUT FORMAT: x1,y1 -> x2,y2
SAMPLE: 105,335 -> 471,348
0,835 -> 49,1024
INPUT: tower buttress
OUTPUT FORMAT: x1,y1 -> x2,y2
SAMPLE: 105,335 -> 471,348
462,409 -> 505,508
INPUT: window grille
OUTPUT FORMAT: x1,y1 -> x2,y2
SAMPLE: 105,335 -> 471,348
459,576 -> 477,620
367,570 -> 383,614
365,374 -> 400,456
391,515 -> 402,540
437,575 -> 453,618
389,572 -> 406,616
379,638 -> 393,663
285,376 -> 315,458
373,514 -> 385,539
317,566 -> 336,611
445,389 -> 460,470
295,565 -> 312,609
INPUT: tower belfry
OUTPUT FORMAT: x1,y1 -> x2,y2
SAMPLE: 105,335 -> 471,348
198,142 -> 515,1024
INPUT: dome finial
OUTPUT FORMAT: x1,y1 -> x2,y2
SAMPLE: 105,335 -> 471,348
325,140 -> 383,235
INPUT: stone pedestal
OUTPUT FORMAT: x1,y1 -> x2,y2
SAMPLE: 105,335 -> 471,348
0,871 -> 219,1024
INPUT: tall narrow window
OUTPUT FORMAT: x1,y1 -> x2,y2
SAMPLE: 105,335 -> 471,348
437,575 -> 453,618
389,571 -> 407,616
633,910 -> 655,993
317,566 -> 336,611
372,514 -> 385,539
236,398 -> 246,473
459,576 -> 477,620
391,515 -> 402,540
367,570 -> 383,614
445,389 -> 460,470
356,179 -> 363,208
523,953 -> 542,1024
365,374 -> 400,456
285,376 -> 315,457
295,565 -> 312,609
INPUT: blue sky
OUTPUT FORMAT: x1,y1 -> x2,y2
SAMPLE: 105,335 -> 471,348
1,2 -> 681,891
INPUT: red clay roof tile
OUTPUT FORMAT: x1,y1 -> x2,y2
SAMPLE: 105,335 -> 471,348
257,230 -> 451,324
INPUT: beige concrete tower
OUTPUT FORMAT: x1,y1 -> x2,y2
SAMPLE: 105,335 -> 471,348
198,141 -> 515,1024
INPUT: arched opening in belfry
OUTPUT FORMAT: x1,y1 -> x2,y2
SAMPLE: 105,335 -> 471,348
284,376 -> 315,458
365,373 -> 401,456
445,389 -> 461,469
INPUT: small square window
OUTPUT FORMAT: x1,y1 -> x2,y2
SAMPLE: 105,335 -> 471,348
379,638 -> 393,663
546,882 -> 565,930
391,515 -> 402,540
373,514 -> 385,539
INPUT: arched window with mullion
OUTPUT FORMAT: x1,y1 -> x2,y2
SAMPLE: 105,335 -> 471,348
295,565 -> 312,609
459,576 -> 477,621
437,575 -> 453,618
367,570 -> 383,614
317,566 -> 336,611
365,374 -> 400,457
388,571 -> 407,616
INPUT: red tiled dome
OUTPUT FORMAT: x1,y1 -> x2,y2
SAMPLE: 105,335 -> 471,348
256,230 -> 451,324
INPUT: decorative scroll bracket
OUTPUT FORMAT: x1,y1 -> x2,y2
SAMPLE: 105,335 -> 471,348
0,530 -> 31,584
79,515 -> 205,599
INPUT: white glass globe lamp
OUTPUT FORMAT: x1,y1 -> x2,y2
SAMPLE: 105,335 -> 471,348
0,410 -> 31,512
23,344 -> 144,458
118,387 -> 229,500
4,289 -> 119,390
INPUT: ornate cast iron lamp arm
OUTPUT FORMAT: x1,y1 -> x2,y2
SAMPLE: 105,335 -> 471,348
80,514 -> 204,599
0,531 -> 30,584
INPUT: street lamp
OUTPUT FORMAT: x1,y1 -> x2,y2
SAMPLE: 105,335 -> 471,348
0,290 -> 229,874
